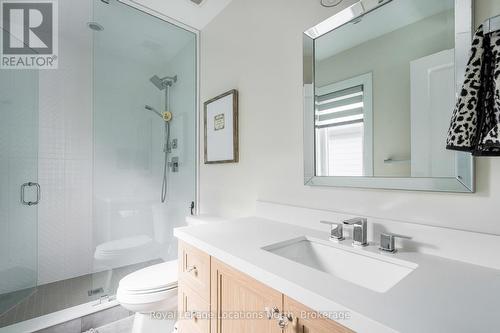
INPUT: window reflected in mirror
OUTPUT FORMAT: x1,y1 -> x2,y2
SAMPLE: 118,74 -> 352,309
315,75 -> 373,176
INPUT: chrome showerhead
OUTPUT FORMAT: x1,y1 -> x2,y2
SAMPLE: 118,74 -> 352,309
321,0 -> 343,7
150,75 -> 166,90
149,75 -> 178,90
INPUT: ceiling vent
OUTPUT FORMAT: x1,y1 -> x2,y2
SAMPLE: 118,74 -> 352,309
321,0 -> 343,7
189,0 -> 206,6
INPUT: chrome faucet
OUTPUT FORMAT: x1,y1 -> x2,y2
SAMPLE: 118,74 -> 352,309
320,221 -> 344,241
343,217 -> 368,247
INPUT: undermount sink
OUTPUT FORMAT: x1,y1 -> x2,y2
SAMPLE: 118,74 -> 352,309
262,236 -> 417,293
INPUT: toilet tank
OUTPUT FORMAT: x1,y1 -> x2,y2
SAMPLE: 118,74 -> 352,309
185,214 -> 227,226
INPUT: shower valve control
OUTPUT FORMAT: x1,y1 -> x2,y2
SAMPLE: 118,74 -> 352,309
170,156 -> 179,172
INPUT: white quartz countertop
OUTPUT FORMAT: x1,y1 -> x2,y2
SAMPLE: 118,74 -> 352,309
174,217 -> 500,333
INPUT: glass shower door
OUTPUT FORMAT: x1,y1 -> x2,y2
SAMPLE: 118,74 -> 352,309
0,69 -> 39,320
90,0 -> 197,299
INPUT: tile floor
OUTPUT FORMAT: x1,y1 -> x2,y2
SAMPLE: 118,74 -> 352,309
35,306 -> 132,333
0,260 -> 161,328
83,316 -> 134,333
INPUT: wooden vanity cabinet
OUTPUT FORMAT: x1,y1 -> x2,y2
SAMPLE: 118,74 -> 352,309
178,241 -> 211,301
211,257 -> 283,333
177,241 -> 355,333
283,296 -> 354,333
178,241 -> 211,333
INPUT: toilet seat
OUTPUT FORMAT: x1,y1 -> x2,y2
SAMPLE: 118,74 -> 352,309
94,235 -> 157,260
93,236 -> 161,271
119,260 -> 178,294
115,216 -> 224,332
117,260 -> 178,312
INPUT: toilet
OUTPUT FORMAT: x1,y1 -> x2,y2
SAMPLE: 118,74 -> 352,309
117,260 -> 178,333
116,214 -> 226,333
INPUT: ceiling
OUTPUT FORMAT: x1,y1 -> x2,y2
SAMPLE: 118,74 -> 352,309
128,0 -> 234,30
94,0 -> 195,66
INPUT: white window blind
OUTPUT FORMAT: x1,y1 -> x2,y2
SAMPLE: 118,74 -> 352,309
315,85 -> 364,129
315,84 -> 365,176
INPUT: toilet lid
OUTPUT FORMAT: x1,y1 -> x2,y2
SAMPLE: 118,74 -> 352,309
119,260 -> 178,294
95,235 -> 153,255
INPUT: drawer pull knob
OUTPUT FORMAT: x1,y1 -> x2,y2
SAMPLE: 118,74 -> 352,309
264,306 -> 279,320
265,307 -> 293,329
278,313 -> 293,329
186,265 -> 198,274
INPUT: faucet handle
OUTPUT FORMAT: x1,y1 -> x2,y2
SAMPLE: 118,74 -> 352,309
320,221 -> 344,241
379,232 -> 412,253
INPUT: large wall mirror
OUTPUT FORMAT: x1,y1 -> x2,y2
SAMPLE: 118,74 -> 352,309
303,0 -> 475,192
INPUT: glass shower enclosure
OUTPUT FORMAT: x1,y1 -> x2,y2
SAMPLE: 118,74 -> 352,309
0,0 -> 197,328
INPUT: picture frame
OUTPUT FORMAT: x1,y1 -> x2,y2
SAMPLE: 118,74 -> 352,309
204,89 -> 239,164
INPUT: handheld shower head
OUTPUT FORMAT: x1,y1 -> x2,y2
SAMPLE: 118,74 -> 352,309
144,105 -> 163,118
145,105 -> 172,122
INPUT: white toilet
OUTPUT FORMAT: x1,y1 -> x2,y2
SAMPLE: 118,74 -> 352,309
116,214 -> 226,333
117,260 -> 178,333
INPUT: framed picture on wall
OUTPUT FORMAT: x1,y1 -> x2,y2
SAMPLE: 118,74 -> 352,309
204,89 -> 239,164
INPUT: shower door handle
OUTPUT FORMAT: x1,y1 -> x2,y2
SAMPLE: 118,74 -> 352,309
33,182 -> 41,205
21,182 -> 41,206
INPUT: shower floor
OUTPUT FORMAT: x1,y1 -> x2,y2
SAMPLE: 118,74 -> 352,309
0,260 -> 161,328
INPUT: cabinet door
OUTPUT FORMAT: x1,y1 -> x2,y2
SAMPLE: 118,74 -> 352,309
211,258 -> 283,333
284,296 -> 354,333
179,241 -> 211,302
178,283 -> 211,333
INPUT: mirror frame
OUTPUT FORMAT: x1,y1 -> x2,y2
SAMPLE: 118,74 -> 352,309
303,0 -> 475,192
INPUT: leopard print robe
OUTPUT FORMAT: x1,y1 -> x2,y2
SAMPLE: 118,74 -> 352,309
446,25 -> 500,156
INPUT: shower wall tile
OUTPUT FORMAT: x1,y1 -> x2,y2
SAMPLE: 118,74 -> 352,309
0,125 -> 6,278
37,158 -> 67,284
64,159 -> 93,278
64,125 -> 92,161
38,127 -> 65,160
38,156 -> 93,284
7,158 -> 37,274
36,0 -> 93,285
0,215 -> 8,281
0,71 -> 39,295
37,24 -> 93,284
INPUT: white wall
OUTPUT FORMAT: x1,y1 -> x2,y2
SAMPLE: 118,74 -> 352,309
199,0 -> 500,235
133,0 -> 233,30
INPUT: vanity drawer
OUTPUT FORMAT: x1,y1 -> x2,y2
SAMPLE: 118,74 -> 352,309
178,283 -> 211,333
178,241 -> 211,301
284,296 -> 354,333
